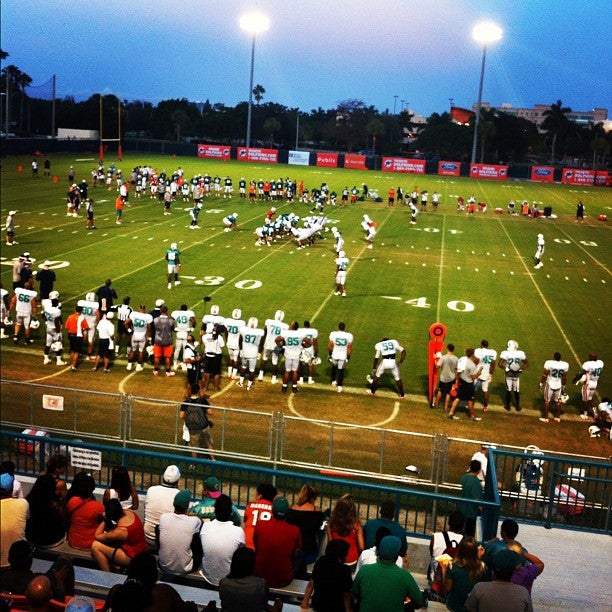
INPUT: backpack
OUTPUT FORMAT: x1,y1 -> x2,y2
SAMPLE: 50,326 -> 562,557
183,398 -> 210,431
428,531 -> 462,597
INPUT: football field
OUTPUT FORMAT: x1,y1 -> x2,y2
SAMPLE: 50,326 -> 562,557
1,153 -> 611,461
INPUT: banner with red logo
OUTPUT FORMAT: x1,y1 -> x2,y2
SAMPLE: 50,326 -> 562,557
237,148 -> 279,164
382,158 -> 426,174
197,144 -> 231,161
343,154 -> 367,170
562,168 -> 609,186
316,152 -> 339,168
530,166 -> 555,183
470,163 -> 508,180
438,161 -> 461,176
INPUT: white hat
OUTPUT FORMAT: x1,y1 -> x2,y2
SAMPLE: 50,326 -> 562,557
163,465 -> 181,483
155,299 -> 165,307
43,260 -> 52,267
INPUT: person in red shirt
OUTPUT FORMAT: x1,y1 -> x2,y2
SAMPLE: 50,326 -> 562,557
388,187 -> 395,207
243,483 -> 277,550
66,473 -> 104,550
253,497 -> 302,588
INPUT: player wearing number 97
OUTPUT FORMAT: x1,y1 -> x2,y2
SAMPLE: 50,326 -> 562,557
539,352 -> 569,423
238,318 -> 265,391
367,338 -> 406,399
498,340 -> 529,412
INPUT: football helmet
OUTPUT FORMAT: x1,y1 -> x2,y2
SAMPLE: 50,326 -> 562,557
50,341 -> 63,352
29,319 -> 40,329
311,356 -> 322,366
170,242 -> 178,250
210,305 -> 220,315
588,425 -> 601,438
507,340 -> 518,351
247,317 -> 258,328
49,290 -> 60,300
559,393 -> 569,404
86,292 -> 95,302
338,250 -> 346,258
274,310 -> 285,322
3,316 -> 14,326
232,308 -> 242,320
105,311 -> 114,319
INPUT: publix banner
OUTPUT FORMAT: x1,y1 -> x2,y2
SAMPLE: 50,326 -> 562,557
530,166 -> 555,183
382,158 -> 426,174
438,161 -> 461,176
288,150 -> 310,166
237,148 -> 279,164
316,152 -> 339,168
470,163 -> 508,180
562,168 -> 609,186
343,154 -> 367,170
197,144 -> 231,161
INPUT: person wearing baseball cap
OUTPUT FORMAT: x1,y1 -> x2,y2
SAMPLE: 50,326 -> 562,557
190,477 -> 241,526
11,253 -> 26,289
5,211 -> 17,246
142,465 -> 181,549
37,260 -> 57,300
1,472 -> 29,568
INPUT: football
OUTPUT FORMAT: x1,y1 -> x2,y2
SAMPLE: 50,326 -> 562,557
275,336 -> 285,347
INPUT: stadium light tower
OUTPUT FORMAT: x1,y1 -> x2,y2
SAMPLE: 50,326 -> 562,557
240,12 -> 270,149
470,21 -> 502,164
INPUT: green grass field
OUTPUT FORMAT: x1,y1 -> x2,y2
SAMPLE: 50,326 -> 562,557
1,152 -> 611,463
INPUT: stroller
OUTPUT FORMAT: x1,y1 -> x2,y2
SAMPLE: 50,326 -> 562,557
513,445 -> 545,515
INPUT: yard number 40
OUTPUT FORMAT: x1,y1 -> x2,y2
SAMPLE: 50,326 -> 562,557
405,297 -> 475,312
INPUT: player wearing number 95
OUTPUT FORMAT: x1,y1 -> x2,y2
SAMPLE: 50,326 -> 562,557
367,338 -> 406,399
539,352 -> 569,423
498,340 -> 529,412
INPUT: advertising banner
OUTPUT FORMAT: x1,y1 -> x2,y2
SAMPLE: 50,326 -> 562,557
470,163 -> 508,180
343,154 -> 367,170
437,161 -> 461,176
316,152 -> 339,167
562,168 -> 608,186
530,166 -> 555,183
236,148 -> 279,164
288,150 -> 310,166
197,144 -> 231,161
382,158 -> 426,174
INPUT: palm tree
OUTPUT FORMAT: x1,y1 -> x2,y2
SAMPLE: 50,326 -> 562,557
588,122 -> 607,169
366,118 -> 384,154
263,117 -> 281,147
252,84 -> 265,105
541,100 -> 571,164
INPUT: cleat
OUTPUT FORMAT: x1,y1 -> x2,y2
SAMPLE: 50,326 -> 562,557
579,413 -> 590,420
126,362 -> 133,370
271,376 -> 278,385
258,372 -> 264,381
56,360 -> 66,366
448,415 -> 459,420
308,377 -> 315,384
165,371 -> 175,377
292,386 -> 298,393
153,370 -> 159,376
539,418 -> 549,423
174,280 -> 180,286
337,386 -> 343,393
297,377 -> 304,385
236,380 -> 244,388
342,292 -> 347,298
247,382 -> 253,391
471,417 -> 482,422
135,364 -> 143,372
553,417 -> 561,423
334,291 -> 340,296
281,385 -> 288,393
43,356 -> 52,365
331,381 -> 337,387
168,283 -> 172,289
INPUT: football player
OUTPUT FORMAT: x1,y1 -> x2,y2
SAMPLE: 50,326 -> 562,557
573,352 -> 605,420
238,317 -> 265,391
125,305 -> 153,372
223,176 -> 233,198
539,352 -> 569,423
331,226 -> 345,254
334,250 -> 349,297
258,310 -> 289,384
367,338 -> 406,399
171,304 -> 196,370
189,202 -> 202,229
224,309 -> 246,380
0,283 -> 9,339
278,321 -> 303,394
42,296 -> 65,365
77,292 -> 99,360
298,320 -> 319,385
114,296 -> 133,357
165,242 -> 181,289
534,234 -> 545,269
498,340 -> 529,412
328,322 -> 353,393
223,213 -> 238,232
200,304 -> 225,341
10,279 -> 38,345
474,340 -> 497,412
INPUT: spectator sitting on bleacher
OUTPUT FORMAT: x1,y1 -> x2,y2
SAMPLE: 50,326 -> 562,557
103,466 -> 139,510
0,461 -> 24,498
507,541 -> 544,597
286,484 -> 325,571
482,518 -> 520,575
65,596 -> 96,612
0,473 -> 29,568
254,496 -> 303,588
24,575 -> 53,612
362,499 -> 408,565
26,473 -> 66,549
243,482 -> 278,550
219,547 -> 283,612
157,489 -> 202,576
427,510 -> 464,585
91,498 -> 147,572
190,476 -> 241,526
44,453 -> 69,500
66,472 -> 104,550
200,493 -> 245,586
143,464 -> 181,550
104,551 -> 199,612
45,556 -> 76,602
356,526 -> 403,574
0,540 -> 35,594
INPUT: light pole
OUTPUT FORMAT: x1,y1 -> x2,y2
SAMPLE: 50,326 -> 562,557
240,12 -> 269,149
393,95 -> 398,114
470,21 -> 502,164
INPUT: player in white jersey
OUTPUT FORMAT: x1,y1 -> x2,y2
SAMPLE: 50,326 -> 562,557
534,233 -> 545,269
328,322 -> 353,393
126,305 -> 153,371
278,322 -> 304,394
42,297 -> 65,365
224,309 -> 246,379
331,226 -> 344,254
238,318 -> 265,391
171,304 -> 196,369
114,296 -> 133,356
200,304 -> 225,340
367,338 -> 406,399
474,339 -> 497,412
10,280 -> 38,345
573,352 -> 605,420
498,340 -> 529,412
77,293 -> 100,360
298,321 -> 319,385
0,284 -> 9,339
258,310 -> 289,384
334,251 -> 349,297
539,352 -> 569,423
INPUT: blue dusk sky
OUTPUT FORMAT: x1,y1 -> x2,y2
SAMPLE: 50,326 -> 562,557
2,0 -> 610,117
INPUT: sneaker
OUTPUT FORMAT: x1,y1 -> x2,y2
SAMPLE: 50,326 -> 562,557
539,418 -> 549,423
153,370 -> 159,376
308,377 -> 315,384
367,244 -> 373,249
297,377 -> 304,385
342,292 -> 347,298
337,386 -> 343,393
331,381 -> 337,387
135,364 -> 143,372
56,360 -> 66,366
71,366 -> 77,371
334,291 -> 340,296
126,362 -> 133,371
167,283 -> 172,289
236,380 -> 244,388
448,415 -> 459,420
103,369 -> 110,374
553,417 -> 561,423
91,367 -> 97,372
579,413 -> 590,420
43,356 -> 52,365
174,280 -> 180,286
271,376 -> 278,385
471,417 -> 482,422
165,371 -> 175,377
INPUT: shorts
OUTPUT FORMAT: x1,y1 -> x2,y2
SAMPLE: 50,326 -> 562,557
204,354 -> 222,376
187,367 -> 201,386
131,335 -> 147,352
227,347 -> 240,361
375,359 -> 400,381
504,372 -> 521,392
116,209 -> 122,218
167,264 -> 179,275
69,335 -> 84,354
331,357 -> 347,370
189,429 -> 213,450
16,313 -> 32,328
262,347 -> 280,364
475,377 -> 491,393
97,338 -> 112,358
153,344 -> 173,358
438,380 -> 454,395
336,271 -> 347,285
284,356 -> 300,372
457,379 -> 475,401
544,385 -> 561,403
240,354 -> 258,372
582,382 -> 598,402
